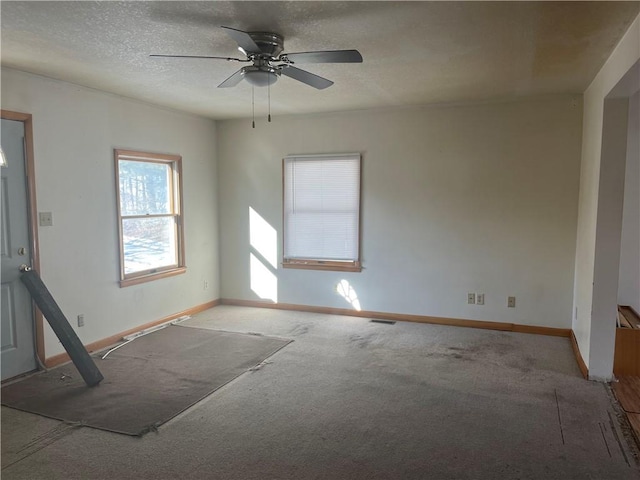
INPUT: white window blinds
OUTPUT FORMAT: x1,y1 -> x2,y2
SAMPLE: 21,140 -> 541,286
283,154 -> 361,262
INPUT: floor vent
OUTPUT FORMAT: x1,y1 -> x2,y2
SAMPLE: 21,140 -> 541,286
370,319 -> 396,325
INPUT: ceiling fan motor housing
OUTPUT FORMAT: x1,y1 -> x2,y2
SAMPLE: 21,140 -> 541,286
247,32 -> 284,58
239,32 -> 284,87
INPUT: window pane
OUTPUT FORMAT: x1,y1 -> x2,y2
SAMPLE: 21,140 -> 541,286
122,217 -> 177,274
287,212 -> 359,260
119,160 -> 172,215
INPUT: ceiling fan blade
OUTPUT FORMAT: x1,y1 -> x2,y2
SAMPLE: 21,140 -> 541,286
221,26 -> 261,54
150,54 -> 246,62
218,69 -> 245,88
284,50 -> 363,64
280,66 -> 333,90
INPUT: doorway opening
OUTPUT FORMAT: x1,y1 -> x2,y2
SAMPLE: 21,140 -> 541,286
590,59 -> 640,380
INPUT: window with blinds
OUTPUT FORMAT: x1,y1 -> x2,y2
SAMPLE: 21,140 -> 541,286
283,153 -> 361,272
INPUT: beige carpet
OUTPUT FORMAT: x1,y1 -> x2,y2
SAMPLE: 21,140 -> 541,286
2,306 -> 639,479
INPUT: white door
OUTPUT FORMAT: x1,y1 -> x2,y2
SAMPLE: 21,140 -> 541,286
1,118 -> 36,380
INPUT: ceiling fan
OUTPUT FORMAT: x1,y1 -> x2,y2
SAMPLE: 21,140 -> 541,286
151,26 -> 363,90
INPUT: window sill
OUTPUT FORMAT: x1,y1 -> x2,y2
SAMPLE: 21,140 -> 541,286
282,260 -> 361,273
119,266 -> 186,288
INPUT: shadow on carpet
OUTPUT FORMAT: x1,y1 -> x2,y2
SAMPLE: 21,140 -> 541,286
1,325 -> 292,436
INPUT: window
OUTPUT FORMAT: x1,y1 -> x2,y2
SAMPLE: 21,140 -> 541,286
115,149 -> 185,287
283,153 -> 361,272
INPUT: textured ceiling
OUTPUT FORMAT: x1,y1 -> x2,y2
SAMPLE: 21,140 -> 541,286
1,1 -> 639,120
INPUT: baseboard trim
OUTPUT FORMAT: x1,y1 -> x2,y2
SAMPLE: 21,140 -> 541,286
43,298 -> 576,369
44,300 -> 220,368
220,298 -> 571,338
570,330 -> 589,379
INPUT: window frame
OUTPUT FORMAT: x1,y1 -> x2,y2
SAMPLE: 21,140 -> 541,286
282,153 -> 362,273
114,149 -> 186,287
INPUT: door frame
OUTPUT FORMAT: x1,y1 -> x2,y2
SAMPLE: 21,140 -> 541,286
1,109 -> 44,365
588,59 -> 640,380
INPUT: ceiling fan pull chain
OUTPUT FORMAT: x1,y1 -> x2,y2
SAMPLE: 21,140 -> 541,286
252,86 -> 255,129
268,81 -> 272,123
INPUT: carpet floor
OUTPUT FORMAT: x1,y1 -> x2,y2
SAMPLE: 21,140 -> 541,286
2,305 -> 639,479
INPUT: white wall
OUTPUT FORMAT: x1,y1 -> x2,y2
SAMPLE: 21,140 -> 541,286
573,13 -> 640,380
1,68 -> 219,358
218,96 -> 582,329
618,90 -> 640,313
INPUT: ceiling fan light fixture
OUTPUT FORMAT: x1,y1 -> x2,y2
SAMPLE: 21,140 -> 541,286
242,66 -> 278,87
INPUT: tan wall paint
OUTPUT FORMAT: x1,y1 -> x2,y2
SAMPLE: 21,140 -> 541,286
218,96 -> 582,329
0,68 -> 220,358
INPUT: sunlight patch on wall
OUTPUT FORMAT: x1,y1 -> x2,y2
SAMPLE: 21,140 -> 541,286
250,253 -> 278,302
337,279 -> 361,311
249,207 -> 277,268
249,207 -> 278,302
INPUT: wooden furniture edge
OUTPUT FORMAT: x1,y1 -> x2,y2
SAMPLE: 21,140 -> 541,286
618,305 -> 640,329
44,299 -> 220,367
570,330 -> 589,379
220,298 -> 571,338
614,327 -> 640,376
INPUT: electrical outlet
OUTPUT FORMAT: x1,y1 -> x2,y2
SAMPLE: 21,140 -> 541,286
468,293 -> 476,304
203,280 -> 209,290
508,296 -> 516,308
476,294 -> 484,305
77,314 -> 84,327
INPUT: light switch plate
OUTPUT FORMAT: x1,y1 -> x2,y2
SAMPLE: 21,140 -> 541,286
39,212 -> 53,227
